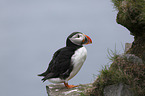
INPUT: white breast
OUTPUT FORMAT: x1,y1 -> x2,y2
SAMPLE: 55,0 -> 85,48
66,47 -> 87,81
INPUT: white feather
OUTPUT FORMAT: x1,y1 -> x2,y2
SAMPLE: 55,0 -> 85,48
48,78 -> 64,83
66,47 -> 87,81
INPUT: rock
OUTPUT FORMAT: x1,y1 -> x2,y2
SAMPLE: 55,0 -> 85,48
120,54 -> 143,64
103,83 -> 134,96
125,43 -> 132,53
46,83 -> 92,96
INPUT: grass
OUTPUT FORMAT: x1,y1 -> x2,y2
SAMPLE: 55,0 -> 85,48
87,0 -> 145,95
79,92 -> 86,96
111,0 -> 145,36
86,49 -> 145,96
107,46 -> 120,62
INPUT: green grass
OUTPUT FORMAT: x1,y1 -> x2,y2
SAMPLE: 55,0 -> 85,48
111,0 -> 145,35
107,47 -> 120,62
79,92 -> 86,96
86,49 -> 145,96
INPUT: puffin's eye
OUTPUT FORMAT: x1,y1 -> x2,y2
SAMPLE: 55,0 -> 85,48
77,35 -> 80,38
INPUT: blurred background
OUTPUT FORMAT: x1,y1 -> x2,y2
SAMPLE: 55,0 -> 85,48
0,0 -> 133,96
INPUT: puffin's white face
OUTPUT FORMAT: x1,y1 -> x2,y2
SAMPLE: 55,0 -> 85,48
69,33 -> 84,45
69,33 -> 92,46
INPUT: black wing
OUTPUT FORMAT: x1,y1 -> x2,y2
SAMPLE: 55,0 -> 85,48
38,47 -> 76,82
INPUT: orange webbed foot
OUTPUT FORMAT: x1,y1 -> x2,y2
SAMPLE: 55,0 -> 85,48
64,82 -> 78,88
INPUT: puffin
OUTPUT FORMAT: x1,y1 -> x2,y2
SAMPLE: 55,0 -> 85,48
38,32 -> 92,88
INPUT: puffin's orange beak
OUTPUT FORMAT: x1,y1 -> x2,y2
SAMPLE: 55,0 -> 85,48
82,34 -> 92,45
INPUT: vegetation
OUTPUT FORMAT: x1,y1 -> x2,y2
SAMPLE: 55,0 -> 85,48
86,50 -> 145,96
112,0 -> 145,61
86,0 -> 145,95
112,0 -> 145,35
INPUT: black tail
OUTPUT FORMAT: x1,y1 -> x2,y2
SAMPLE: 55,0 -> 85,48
38,74 -> 47,82
38,74 -> 44,76
38,73 -> 55,82
41,77 -> 47,82
37,72 -> 47,76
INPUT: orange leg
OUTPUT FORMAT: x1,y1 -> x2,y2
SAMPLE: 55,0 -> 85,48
64,82 -> 78,88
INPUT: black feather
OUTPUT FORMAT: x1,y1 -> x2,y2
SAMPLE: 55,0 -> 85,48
38,46 -> 82,81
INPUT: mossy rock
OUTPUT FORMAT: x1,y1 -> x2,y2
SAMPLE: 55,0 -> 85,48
86,54 -> 145,96
112,0 -> 145,61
